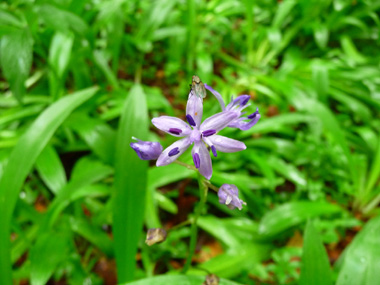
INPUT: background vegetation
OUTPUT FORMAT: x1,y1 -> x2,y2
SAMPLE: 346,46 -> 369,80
1,0 -> 380,284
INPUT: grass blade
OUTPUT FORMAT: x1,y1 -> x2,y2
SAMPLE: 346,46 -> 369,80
0,86 -> 98,284
299,220 -> 332,285
113,85 -> 148,282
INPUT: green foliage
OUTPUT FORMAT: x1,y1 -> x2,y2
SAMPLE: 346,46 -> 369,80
299,220 -> 332,285
0,0 -> 379,284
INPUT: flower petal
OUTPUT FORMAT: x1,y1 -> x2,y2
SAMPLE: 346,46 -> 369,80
228,108 -> 261,131
152,116 -> 191,137
186,92 -> 203,128
192,141 -> 212,180
204,84 -> 225,110
226,95 -> 250,110
200,111 -> 238,132
156,137 -> 191,166
207,135 -> 246,153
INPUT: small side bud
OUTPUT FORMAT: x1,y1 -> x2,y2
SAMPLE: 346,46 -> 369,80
145,228 -> 167,246
203,274 -> 220,285
130,137 -> 163,160
218,184 -> 246,210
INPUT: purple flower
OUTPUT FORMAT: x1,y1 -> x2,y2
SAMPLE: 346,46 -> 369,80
218,184 -> 246,210
130,137 -> 163,160
204,84 -> 261,131
152,93 -> 246,179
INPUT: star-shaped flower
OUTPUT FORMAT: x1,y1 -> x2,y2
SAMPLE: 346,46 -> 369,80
152,92 -> 247,179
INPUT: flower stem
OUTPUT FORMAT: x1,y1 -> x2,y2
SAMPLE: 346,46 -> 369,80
182,173 -> 208,273
174,160 -> 197,171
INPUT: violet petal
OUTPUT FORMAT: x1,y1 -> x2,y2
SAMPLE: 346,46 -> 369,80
204,83 -> 226,111
208,135 -> 246,153
156,137 -> 191,166
186,92 -> 203,128
192,141 -> 212,180
152,116 -> 191,137
200,111 -> 238,132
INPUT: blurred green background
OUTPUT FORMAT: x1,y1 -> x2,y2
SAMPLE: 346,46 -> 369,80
1,0 -> 380,284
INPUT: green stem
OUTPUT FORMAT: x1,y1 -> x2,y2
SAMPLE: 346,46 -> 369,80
173,160 -> 197,171
182,173 -> 208,273
168,220 -> 192,232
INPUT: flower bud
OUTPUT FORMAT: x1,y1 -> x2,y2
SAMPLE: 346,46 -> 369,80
145,228 -> 167,246
203,274 -> 220,285
218,184 -> 246,210
130,137 -> 163,160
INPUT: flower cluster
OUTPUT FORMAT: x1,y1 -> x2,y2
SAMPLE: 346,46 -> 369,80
130,79 -> 260,210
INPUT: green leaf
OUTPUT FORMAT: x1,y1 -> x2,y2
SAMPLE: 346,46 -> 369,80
299,220 -> 332,285
258,201 -> 343,238
0,29 -> 33,103
44,157 -> 113,228
336,216 -> 380,285
36,4 -> 88,34
313,23 -> 329,49
30,231 -> 71,285
35,145 -> 67,194
0,86 -> 98,285
49,31 -> 74,78
113,85 -> 148,282
311,60 -> 329,102
67,113 -> 116,164
70,216 -> 113,257
122,275 -> 241,285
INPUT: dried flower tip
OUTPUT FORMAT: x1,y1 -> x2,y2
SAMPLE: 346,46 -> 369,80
203,274 -> 220,285
145,228 -> 167,246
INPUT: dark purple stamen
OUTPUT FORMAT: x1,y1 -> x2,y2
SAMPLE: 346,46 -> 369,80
193,153 -> 200,168
202,129 -> 216,137
168,147 -> 180,157
211,145 -> 217,157
186,114 -> 196,126
168,128 -> 182,135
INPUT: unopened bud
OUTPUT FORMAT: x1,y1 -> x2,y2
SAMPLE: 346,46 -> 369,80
218,184 -> 246,210
145,228 -> 167,246
130,137 -> 163,160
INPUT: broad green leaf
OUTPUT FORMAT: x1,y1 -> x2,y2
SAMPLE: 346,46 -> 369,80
299,220 -> 332,285
122,275 -> 241,285
113,85 -> 148,282
258,201 -> 343,238
336,216 -> 380,285
35,145 -> 67,194
0,86 -> 98,285
0,29 -> 33,103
